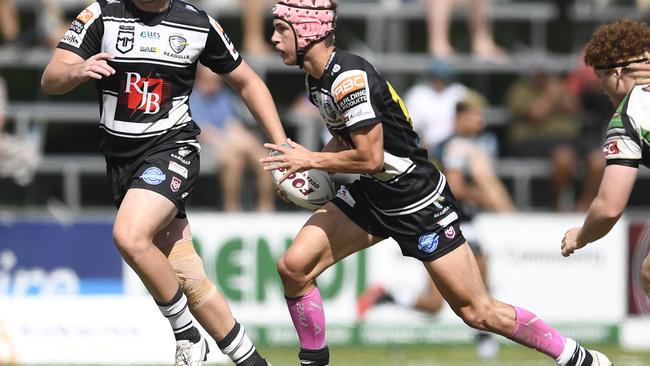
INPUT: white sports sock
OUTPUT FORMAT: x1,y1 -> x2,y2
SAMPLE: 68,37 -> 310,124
556,338 -> 578,366
218,322 -> 262,365
157,287 -> 194,335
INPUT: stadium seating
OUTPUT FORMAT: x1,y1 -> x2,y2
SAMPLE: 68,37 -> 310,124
1,0 -> 646,212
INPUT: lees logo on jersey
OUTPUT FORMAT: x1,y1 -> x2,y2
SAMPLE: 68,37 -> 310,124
118,72 -> 170,117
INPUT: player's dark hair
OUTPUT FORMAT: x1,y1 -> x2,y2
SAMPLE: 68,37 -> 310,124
324,33 -> 336,47
584,19 -> 650,69
456,102 -> 470,114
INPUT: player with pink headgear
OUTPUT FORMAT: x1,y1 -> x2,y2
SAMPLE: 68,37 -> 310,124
264,1 -> 612,365
271,0 -> 335,67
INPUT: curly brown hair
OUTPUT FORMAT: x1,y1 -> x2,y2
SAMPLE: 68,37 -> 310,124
584,19 -> 650,68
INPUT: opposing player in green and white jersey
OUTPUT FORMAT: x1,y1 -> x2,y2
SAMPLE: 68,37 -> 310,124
562,19 -> 650,302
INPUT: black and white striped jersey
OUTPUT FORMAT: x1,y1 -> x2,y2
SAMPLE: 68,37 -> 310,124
57,0 -> 242,158
307,48 -> 448,215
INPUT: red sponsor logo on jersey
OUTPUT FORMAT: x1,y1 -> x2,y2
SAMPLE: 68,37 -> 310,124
333,74 -> 366,102
123,72 -> 167,115
76,8 -> 95,24
170,176 -> 182,192
603,141 -> 620,156
444,226 -> 456,239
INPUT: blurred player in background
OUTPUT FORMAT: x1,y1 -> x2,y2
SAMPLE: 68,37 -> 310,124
40,0 -> 287,364
562,19 -> 650,303
190,64 -> 275,212
263,1 -> 611,365
356,91 -> 512,360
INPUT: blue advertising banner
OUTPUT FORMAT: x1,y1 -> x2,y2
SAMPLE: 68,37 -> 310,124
0,219 -> 123,295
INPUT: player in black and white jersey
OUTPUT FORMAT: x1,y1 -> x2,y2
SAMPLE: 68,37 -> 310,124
562,19 -> 650,306
41,0 -> 287,365
261,1 -> 611,366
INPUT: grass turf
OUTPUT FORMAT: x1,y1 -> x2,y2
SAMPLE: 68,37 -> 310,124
250,344 -> 650,366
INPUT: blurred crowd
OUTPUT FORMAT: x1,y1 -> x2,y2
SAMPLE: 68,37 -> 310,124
0,0 -> 645,212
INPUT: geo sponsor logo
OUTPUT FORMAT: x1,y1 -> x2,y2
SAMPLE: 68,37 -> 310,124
0,250 -> 80,295
418,232 -> 439,253
140,167 -> 166,185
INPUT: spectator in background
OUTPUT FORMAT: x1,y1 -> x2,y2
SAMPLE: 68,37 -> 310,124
37,0 -> 67,48
566,52 -> 610,211
191,64 -> 275,212
0,76 -> 40,186
424,0 -> 507,59
357,91 -> 512,360
0,0 -> 19,46
505,68 -> 596,211
0,0 -> 66,48
405,59 -> 497,162
286,92 -> 324,152
404,59 -> 467,160
242,0 -> 272,55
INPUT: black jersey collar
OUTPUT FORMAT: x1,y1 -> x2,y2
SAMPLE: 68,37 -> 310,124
324,47 -> 337,74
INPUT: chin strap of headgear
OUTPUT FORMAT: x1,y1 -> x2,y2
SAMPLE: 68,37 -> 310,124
272,0 -> 336,68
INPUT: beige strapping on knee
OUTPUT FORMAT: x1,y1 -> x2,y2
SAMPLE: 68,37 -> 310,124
168,238 -> 217,306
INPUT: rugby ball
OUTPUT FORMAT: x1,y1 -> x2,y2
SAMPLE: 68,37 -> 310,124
270,167 -> 336,210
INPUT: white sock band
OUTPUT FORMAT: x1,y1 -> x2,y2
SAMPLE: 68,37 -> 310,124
157,289 -> 194,334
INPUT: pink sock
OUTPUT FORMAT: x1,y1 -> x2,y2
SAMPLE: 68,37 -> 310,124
286,287 -> 327,350
510,306 -> 566,359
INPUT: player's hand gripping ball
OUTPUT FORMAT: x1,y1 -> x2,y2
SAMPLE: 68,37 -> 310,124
269,150 -> 335,210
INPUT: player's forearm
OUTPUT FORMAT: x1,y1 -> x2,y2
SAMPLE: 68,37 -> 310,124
577,197 -> 621,245
311,149 -> 383,174
41,60 -> 83,95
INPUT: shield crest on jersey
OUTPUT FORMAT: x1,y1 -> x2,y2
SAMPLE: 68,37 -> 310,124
116,28 -> 134,54
168,35 -> 188,54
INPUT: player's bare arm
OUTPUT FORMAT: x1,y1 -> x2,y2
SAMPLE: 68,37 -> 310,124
561,164 -> 637,257
41,49 -> 115,95
221,60 -> 287,145
262,123 -> 384,181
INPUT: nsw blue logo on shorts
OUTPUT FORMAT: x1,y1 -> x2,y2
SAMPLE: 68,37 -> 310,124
418,232 -> 439,253
140,167 -> 166,185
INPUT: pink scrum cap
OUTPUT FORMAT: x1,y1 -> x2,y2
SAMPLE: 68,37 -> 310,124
272,0 -> 336,50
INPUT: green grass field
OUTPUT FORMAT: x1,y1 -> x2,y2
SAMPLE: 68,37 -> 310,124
248,344 -> 650,366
